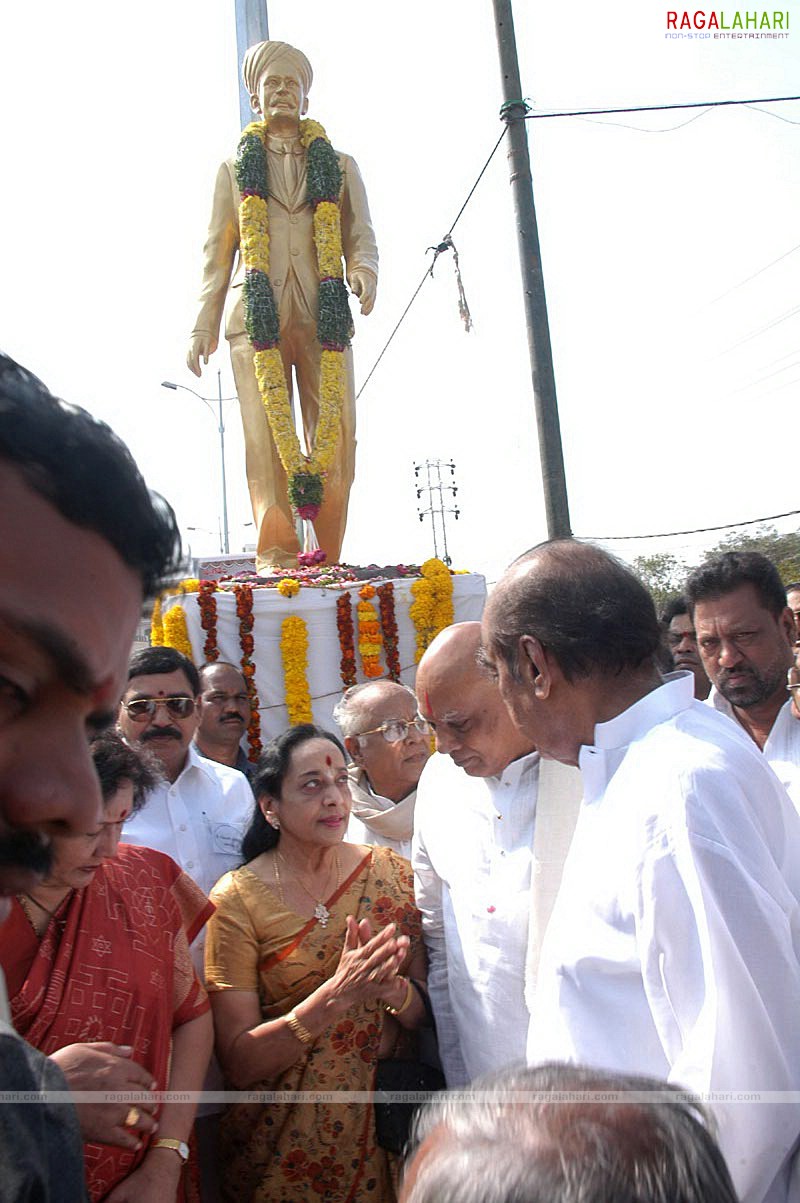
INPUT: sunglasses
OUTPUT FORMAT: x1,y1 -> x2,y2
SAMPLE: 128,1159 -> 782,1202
122,696 -> 196,721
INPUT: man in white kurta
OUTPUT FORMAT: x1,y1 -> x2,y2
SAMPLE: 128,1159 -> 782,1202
483,540 -> 800,1203
412,622 -> 580,1086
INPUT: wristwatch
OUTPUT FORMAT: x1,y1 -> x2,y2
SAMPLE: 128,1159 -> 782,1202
152,1137 -> 190,1163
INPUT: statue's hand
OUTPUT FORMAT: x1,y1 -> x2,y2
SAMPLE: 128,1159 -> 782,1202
186,333 -> 218,377
348,270 -> 377,317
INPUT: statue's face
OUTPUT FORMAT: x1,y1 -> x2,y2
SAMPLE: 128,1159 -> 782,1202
252,57 -> 309,123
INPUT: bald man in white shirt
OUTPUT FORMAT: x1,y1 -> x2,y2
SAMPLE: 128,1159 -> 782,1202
482,539 -> 800,1203
413,622 -> 580,1086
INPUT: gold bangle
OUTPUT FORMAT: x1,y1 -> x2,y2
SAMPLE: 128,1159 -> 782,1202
286,1009 -> 314,1045
384,976 -> 414,1017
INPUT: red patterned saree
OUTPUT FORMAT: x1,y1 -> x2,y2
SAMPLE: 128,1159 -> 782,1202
0,844 -> 213,1202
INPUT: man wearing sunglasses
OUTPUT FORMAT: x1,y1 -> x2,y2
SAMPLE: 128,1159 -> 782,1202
334,681 -> 431,859
118,647 -> 253,898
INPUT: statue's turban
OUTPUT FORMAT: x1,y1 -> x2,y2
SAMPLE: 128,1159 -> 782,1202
242,41 -> 313,96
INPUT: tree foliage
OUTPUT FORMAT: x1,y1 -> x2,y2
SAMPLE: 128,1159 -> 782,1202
704,525 -> 800,585
631,552 -> 687,615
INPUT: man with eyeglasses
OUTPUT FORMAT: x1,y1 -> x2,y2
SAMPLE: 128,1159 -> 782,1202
118,647 -> 253,897
333,681 -> 431,859
195,662 -> 254,779
686,551 -> 800,812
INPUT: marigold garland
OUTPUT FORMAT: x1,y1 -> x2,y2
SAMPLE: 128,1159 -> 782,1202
377,582 -> 401,682
336,592 -> 357,688
357,584 -> 384,679
236,116 -> 353,531
281,615 -> 314,724
162,603 -> 194,660
409,558 -> 455,662
234,585 -> 262,761
198,580 -> 219,662
150,595 -> 164,646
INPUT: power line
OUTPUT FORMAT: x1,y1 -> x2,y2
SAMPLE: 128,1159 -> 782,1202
355,92 -> 799,404
581,509 -> 800,542
355,128 -> 508,402
525,94 -> 800,122
709,242 -> 800,304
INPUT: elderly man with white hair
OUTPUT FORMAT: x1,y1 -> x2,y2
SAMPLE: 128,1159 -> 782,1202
334,680 -> 431,859
186,39 -> 379,570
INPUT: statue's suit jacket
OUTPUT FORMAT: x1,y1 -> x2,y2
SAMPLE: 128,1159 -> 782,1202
192,150 -> 379,343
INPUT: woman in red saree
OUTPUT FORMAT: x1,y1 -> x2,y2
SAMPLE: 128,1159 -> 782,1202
0,734 -> 214,1203
205,724 -> 429,1203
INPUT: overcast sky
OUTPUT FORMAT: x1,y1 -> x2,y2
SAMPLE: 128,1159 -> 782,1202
1,1 -> 797,582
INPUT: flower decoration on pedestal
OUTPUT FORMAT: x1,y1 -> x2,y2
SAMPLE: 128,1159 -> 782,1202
162,603 -> 193,660
409,558 -> 454,662
236,116 -> 352,558
198,580 -> 219,662
234,584 -> 262,761
277,578 -> 301,599
336,592 -> 357,688
281,615 -> 314,724
377,582 -> 401,682
150,595 -> 164,646
357,584 -> 384,679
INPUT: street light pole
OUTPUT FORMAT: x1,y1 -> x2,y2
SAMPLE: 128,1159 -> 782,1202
162,376 -> 234,555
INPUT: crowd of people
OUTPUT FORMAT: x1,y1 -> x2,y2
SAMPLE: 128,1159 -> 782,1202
2,347 -> 800,1203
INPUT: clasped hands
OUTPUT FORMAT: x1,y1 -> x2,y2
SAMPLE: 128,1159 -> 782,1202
332,915 -> 408,1008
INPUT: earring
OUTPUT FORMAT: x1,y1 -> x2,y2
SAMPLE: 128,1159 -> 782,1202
266,814 -> 280,830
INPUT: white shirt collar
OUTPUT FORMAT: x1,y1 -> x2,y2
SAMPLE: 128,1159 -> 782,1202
591,672 -> 695,752
492,747 -> 540,789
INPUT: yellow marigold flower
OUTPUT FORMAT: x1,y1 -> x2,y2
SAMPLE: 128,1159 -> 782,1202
300,119 -> 329,148
162,603 -> 194,660
277,579 -> 300,598
150,595 -> 164,646
179,578 -> 200,594
313,202 -> 344,278
280,615 -> 313,724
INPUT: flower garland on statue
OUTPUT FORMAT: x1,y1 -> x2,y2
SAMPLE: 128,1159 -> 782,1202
198,580 -> 219,662
377,582 -> 401,682
409,559 -> 455,662
357,585 -> 384,679
236,117 -> 353,558
336,593 -> 357,688
234,585 -> 262,761
281,615 -> 314,724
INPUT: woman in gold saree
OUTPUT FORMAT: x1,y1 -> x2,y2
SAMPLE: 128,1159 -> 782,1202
205,724 -> 427,1203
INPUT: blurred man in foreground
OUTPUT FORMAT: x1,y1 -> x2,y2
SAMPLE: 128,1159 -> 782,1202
400,1064 -> 739,1203
0,352 -> 182,1200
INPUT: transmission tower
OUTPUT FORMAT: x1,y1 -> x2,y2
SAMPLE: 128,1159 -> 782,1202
414,459 -> 460,565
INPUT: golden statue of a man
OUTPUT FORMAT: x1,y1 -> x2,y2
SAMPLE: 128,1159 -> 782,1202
187,41 -> 378,570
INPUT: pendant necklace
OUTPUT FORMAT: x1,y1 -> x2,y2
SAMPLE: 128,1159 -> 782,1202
275,852 -> 341,927
18,891 -> 70,936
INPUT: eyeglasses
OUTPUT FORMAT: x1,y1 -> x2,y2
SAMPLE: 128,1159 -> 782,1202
122,696 -> 196,721
787,668 -> 800,694
357,715 -> 430,744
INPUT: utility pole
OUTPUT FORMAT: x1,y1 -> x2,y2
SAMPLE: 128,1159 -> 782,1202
414,460 -> 460,566
235,0 -> 270,128
492,0 -> 571,539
